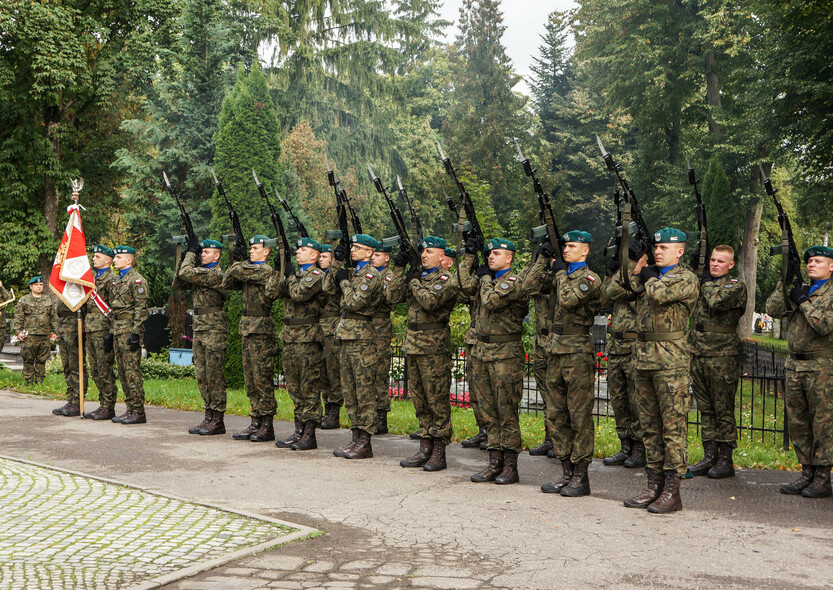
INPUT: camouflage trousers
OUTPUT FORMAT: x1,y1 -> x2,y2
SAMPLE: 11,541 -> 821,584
340,340 -> 377,434
786,365 -> 833,466
465,345 -> 486,430
58,330 -> 88,404
471,356 -> 524,453
194,330 -> 227,413
533,345 -> 554,436
544,352 -> 596,464
607,353 -> 642,442
690,354 -> 738,447
409,353 -> 453,444
114,332 -> 145,413
373,319 -> 393,412
241,334 -> 276,418
321,332 -> 343,406
634,366 -> 691,477
284,341 -> 324,424
20,335 -> 50,384
86,330 -> 118,409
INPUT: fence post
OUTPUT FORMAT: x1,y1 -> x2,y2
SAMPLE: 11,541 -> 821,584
403,352 -> 409,399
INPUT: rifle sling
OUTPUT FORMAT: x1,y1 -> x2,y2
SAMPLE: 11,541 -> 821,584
619,198 -> 634,292
637,331 -> 685,342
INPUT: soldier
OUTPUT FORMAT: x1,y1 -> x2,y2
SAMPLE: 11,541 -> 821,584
371,241 -> 394,434
688,245 -> 746,478
766,246 -> 833,498
82,245 -> 119,420
324,234 -> 383,459
442,248 -> 456,272
13,276 -> 56,387
0,280 -> 12,342
53,287 -> 89,417
317,244 -> 343,429
459,237 -> 529,484
524,232 -> 602,496
109,246 -> 150,424
623,228 -> 698,514
389,236 -> 458,471
176,239 -> 228,435
221,235 -> 278,442
267,237 -> 327,450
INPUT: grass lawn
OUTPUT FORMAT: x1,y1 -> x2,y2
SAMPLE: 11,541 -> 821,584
0,369 -> 799,471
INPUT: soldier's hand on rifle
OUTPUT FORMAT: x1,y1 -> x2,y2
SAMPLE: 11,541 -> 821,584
475,264 -> 493,280
786,257 -> 800,284
638,265 -> 660,283
687,247 -> 700,269
789,283 -> 810,306
127,332 -> 141,352
406,269 -> 421,284
334,243 -> 348,262
284,260 -> 295,278
465,236 -> 483,255
628,239 -> 647,261
103,333 -> 114,353
335,268 -> 351,284
538,241 -> 554,261
233,245 -> 246,262
551,257 -> 567,273
606,255 -> 620,274
186,236 -> 201,255
393,250 -> 411,268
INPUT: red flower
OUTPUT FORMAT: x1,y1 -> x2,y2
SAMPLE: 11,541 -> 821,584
596,352 -> 603,357
460,350 -> 466,358
525,353 -> 531,362
602,356 -> 608,361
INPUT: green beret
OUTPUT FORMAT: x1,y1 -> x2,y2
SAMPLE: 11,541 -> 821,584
28,276 -> 43,285
804,245 -> 833,262
199,239 -> 223,250
113,245 -> 136,255
249,234 -> 271,246
444,247 -> 457,259
484,237 -> 517,253
562,230 -> 592,244
375,240 -> 393,253
93,245 -> 114,258
418,236 -> 447,251
319,244 -> 333,253
351,234 -> 380,249
296,237 -> 322,252
653,228 -> 686,244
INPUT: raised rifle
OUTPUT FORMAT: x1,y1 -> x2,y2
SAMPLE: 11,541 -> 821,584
437,142 -> 484,249
211,167 -> 246,260
252,169 -> 291,278
604,190 -> 622,258
368,165 -> 419,263
515,141 -> 563,260
686,154 -> 709,278
396,175 -> 423,244
325,154 -> 354,269
277,191 -> 309,239
163,171 -> 198,287
761,163 -> 803,310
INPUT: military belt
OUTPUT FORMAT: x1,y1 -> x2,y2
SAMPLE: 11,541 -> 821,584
319,312 -> 340,319
283,317 -> 318,326
408,322 -> 446,331
57,309 -> 77,318
552,325 -> 587,336
792,349 -> 833,361
341,312 -> 372,321
373,312 -> 390,319
613,331 -> 638,340
480,333 -> 522,343
637,331 -> 685,342
694,323 -> 735,334
194,306 -> 223,315
242,310 -> 270,317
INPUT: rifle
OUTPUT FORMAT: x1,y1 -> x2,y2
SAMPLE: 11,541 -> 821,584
596,136 -> 655,266
604,190 -> 622,258
163,171 -> 197,286
277,190 -> 309,239
761,164 -> 803,310
252,169 -> 291,278
325,154 -> 354,269
515,141 -> 562,260
686,154 -> 709,278
396,175 -> 423,244
368,165 -> 419,263
211,167 -> 246,259
437,142 -> 484,250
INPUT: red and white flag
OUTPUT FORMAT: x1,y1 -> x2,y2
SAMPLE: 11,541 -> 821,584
49,203 -> 97,311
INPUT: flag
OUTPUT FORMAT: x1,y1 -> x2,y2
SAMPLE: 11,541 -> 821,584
49,204 -> 96,311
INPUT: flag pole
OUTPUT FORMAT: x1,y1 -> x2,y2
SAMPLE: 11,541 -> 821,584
71,180 -> 85,418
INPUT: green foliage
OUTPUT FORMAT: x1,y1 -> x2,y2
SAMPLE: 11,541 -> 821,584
141,353 -> 196,380
700,155 -> 736,250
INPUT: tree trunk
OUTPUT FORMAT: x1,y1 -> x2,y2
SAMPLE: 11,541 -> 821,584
705,50 -> 725,138
737,202 -> 762,337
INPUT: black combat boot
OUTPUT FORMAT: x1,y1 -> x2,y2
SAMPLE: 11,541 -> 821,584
291,421 -> 318,450
320,403 -> 341,429
334,428 -> 360,457
780,465 -> 816,495
400,438 -> 434,468
707,443 -> 735,479
189,409 -> 212,434
623,468 -> 665,508
233,416 -> 261,440
603,437 -> 632,466
801,466 -> 832,498
250,415 -> 275,442
461,428 -> 487,449
275,419 -> 303,448
529,427 -> 553,457
647,471 -> 682,514
375,409 -> 389,434
345,430 -> 373,459
52,403 -> 72,416
495,450 -> 519,484
424,439 -> 447,472
561,461 -> 591,497
689,440 -> 717,476
471,450 -> 504,483
623,440 -> 647,468
199,411 -> 226,435
53,403 -> 80,417
117,410 -> 147,425
541,459 -> 574,494
84,406 -> 115,420
409,431 -> 420,440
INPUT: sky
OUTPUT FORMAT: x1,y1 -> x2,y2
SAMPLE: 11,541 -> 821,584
437,0 -> 577,95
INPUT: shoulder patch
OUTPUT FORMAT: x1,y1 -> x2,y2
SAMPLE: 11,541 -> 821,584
508,276 -> 517,281
384,276 -> 392,282
135,279 -> 142,284
312,270 -> 321,275
667,274 -> 678,278
724,284 -> 734,288
730,278 -> 738,282
359,283 -> 369,291
440,275 -> 449,281
587,275 -> 596,282
365,273 -> 374,280
433,284 -> 443,291
305,276 -> 313,282
500,282 -> 510,290
579,283 -> 589,292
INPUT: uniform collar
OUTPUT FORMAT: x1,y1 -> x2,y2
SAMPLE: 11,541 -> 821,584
375,265 -> 387,272
356,260 -> 370,271
299,263 -> 313,272
495,268 -> 510,279
250,260 -> 265,265
119,267 -> 132,279
422,266 -> 441,277
205,261 -> 219,269
658,263 -> 678,277
95,267 -> 108,278
810,278 -> 830,295
567,261 -> 586,274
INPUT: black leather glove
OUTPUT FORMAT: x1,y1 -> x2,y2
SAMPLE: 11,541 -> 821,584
628,239 -> 647,262
551,258 -> 567,273
606,255 -> 620,274
406,269 -> 421,284
475,264 -> 493,280
789,283 -> 810,306
233,245 -> 246,262
687,247 -> 700,269
186,237 -> 201,255
393,250 -> 411,268
638,265 -> 660,283
335,268 -> 351,284
284,261 -> 295,278
103,333 -> 114,353
465,236 -> 483,255
127,332 -> 141,352
334,243 -> 348,262
538,241 -> 554,261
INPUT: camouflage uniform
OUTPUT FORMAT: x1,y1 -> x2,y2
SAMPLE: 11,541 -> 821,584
13,293 -> 55,384
177,252 -> 228,412
319,283 -> 343,407
222,261 -> 277,418
84,268 -> 118,409
0,283 -> 12,342
766,280 -> 833,467
629,263 -> 699,477
54,302 -> 88,405
688,275 -> 746,447
110,267 -> 149,413
388,265 -> 458,443
457,256 -> 487,433
372,265 -> 394,412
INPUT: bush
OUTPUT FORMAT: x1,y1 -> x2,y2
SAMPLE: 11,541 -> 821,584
141,353 -> 196,380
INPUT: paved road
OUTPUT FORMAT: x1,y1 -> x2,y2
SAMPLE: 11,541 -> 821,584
1,390 -> 832,589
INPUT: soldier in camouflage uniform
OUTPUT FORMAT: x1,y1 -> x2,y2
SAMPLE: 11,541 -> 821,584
13,276 -> 55,386
176,239 -> 228,436
389,236 -> 458,471
442,247 -> 456,272
317,245 -> 343,429
53,290 -> 88,417
222,235 -> 278,442
324,234 -> 383,459
109,246 -> 150,424
623,228 -> 698,514
0,280 -> 13,342
459,237 -> 529,485
766,245 -> 833,498
371,242 -> 394,434
82,245 -> 119,420
267,237 -> 327,451
688,245 -> 746,479
524,231 -> 602,497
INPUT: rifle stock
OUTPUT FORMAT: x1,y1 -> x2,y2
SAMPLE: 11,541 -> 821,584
211,167 -> 246,256
686,154 -> 709,278
326,155 -> 354,268
515,141 -> 562,260
252,169 -> 291,276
